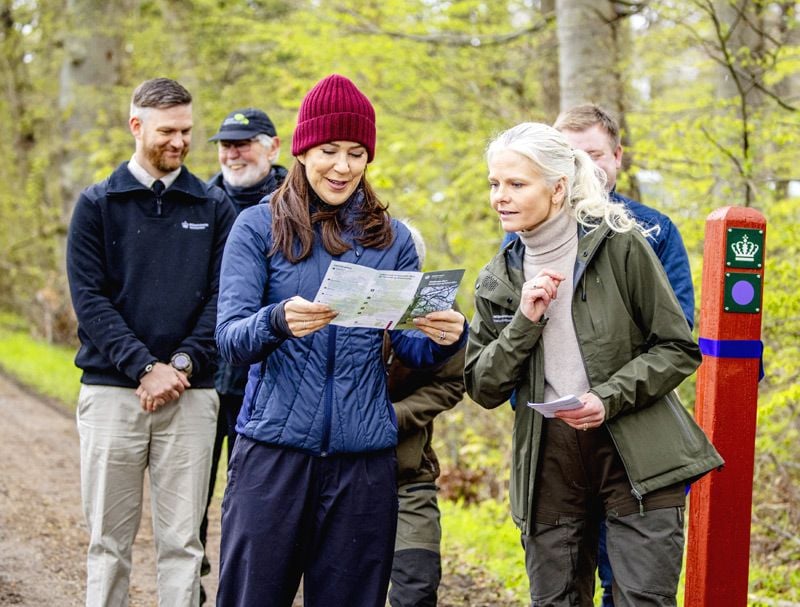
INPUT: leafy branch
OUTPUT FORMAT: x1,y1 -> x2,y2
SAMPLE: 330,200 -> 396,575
336,6 -> 554,47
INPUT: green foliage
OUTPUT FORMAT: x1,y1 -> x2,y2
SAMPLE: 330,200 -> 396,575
1,0 -> 799,600
435,399 -> 513,503
750,563 -> 800,603
747,197 -> 800,601
0,315 -> 81,408
440,498 -> 528,602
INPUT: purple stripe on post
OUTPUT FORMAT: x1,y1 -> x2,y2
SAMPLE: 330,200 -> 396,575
698,337 -> 765,381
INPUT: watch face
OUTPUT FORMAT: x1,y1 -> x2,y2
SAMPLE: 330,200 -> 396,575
173,354 -> 190,370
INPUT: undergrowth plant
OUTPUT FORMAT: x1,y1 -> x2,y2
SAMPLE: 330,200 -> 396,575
0,313 -> 80,407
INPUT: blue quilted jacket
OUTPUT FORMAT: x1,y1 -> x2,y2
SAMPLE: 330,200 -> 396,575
216,197 -> 466,456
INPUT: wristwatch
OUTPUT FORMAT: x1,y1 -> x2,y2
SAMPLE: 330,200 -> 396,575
170,352 -> 193,378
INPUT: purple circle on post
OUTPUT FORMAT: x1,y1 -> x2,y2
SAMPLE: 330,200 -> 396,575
731,280 -> 755,305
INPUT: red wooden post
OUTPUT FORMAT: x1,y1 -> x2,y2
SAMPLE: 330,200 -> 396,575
684,206 -> 766,606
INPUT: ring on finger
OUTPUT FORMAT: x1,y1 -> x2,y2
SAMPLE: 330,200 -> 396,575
582,422 -> 589,431
439,330 -> 446,341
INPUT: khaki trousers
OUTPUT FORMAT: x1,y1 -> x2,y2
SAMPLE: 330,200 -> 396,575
77,384 -> 218,607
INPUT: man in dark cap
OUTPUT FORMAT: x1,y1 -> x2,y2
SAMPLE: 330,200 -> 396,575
199,108 -> 287,602
207,107 -> 287,212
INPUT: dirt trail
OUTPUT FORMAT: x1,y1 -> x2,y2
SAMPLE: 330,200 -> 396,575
0,372 -> 518,607
0,373 -> 221,606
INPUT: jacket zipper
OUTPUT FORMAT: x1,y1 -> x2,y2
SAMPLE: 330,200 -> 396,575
572,241 -> 645,516
526,343 -> 543,536
631,485 -> 645,516
320,325 -> 336,456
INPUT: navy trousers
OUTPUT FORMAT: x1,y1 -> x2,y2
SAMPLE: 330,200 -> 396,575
217,437 -> 398,607
598,520 -> 614,606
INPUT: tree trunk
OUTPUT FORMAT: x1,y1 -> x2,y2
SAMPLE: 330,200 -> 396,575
714,0 -> 764,105
555,0 -> 638,196
539,0 -> 560,121
57,0 -> 136,338
555,0 -> 619,112
0,1 -> 32,173
59,0 -> 134,219
712,0 -> 768,206
765,1 -> 798,200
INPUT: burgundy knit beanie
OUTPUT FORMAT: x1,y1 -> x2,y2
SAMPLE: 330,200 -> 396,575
292,74 -> 377,162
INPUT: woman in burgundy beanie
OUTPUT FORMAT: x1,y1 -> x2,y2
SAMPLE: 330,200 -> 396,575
215,74 -> 468,607
291,73 -> 377,162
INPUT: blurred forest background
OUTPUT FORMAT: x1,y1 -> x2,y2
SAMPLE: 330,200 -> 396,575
1,0 -> 798,602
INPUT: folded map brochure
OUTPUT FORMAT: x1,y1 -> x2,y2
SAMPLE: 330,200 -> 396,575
313,261 -> 465,330
527,394 -> 583,418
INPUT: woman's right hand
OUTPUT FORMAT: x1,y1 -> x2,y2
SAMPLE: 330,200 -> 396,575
285,296 -> 339,337
519,269 -> 565,322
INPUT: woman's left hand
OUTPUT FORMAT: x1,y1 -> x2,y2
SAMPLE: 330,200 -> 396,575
555,392 -> 606,431
413,309 -> 465,346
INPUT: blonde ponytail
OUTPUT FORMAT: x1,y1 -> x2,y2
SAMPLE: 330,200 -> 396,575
570,149 -> 636,234
487,122 -> 645,236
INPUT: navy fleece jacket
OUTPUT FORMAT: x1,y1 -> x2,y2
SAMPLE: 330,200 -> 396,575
66,162 -> 236,388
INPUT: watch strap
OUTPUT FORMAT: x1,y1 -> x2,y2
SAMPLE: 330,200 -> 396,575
139,360 -> 158,380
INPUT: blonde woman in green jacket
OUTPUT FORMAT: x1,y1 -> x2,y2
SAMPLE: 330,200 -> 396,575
465,122 -> 723,607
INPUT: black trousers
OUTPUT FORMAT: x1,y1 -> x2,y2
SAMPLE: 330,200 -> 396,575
217,437 -> 398,607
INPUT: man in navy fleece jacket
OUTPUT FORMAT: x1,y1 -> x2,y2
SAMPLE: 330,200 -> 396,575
66,77 -> 235,607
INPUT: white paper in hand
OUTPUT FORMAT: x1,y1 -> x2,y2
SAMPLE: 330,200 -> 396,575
527,394 -> 582,418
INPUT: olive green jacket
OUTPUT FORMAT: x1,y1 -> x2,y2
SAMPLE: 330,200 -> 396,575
383,333 -> 466,484
465,224 -> 723,535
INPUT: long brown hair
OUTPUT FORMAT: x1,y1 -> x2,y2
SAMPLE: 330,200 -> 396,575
269,162 -> 394,262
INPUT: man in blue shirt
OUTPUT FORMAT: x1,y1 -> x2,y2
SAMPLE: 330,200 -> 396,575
554,104 -> 694,327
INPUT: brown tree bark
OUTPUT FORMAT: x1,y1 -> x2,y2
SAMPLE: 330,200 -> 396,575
539,0 -> 561,121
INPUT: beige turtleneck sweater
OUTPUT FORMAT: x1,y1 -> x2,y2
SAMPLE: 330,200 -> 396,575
518,210 -> 590,403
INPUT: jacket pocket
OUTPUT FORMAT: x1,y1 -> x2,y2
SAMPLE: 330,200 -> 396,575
606,393 -> 716,496
664,391 -> 700,451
